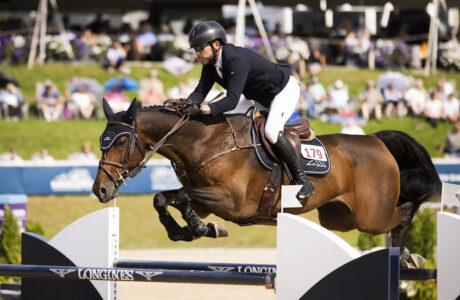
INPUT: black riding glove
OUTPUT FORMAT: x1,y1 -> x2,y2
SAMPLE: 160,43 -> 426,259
182,103 -> 202,117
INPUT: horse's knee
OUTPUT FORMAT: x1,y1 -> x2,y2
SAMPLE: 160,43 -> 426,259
154,193 -> 169,210
174,190 -> 193,210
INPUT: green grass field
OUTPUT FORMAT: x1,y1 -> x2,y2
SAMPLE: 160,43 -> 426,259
2,63 -> 458,249
27,194 -> 362,249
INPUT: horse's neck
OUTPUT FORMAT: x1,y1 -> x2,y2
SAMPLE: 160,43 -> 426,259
138,111 -> 250,167
137,111 -> 210,162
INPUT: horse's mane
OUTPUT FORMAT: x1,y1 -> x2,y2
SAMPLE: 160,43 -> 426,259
138,103 -> 250,126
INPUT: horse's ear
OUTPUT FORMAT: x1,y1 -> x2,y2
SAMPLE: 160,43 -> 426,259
102,98 -> 113,119
124,98 -> 137,123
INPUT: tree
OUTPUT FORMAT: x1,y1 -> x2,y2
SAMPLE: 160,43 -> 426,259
0,205 -> 21,283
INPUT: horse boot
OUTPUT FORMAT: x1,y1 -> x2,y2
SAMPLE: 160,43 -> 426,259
272,133 -> 315,203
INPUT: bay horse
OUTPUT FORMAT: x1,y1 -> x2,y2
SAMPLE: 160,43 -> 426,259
92,98 -> 441,267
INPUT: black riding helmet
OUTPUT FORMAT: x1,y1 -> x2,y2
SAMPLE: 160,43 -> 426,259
188,21 -> 227,49
189,21 -> 226,64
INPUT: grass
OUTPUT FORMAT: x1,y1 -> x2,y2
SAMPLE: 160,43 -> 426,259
27,194 -> 361,249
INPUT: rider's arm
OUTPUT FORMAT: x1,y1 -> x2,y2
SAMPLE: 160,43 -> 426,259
208,55 -> 248,116
188,65 -> 216,104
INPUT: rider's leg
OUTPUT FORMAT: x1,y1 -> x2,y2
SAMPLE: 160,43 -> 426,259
265,76 -> 315,201
272,132 -> 314,200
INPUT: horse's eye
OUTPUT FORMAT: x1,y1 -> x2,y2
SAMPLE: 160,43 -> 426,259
117,138 -> 127,147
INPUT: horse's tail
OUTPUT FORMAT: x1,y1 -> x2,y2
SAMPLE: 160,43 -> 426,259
373,130 -> 442,208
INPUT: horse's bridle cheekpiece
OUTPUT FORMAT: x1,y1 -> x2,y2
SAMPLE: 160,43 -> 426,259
98,119 -> 146,188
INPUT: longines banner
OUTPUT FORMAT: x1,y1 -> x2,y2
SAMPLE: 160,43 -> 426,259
0,159 -> 182,195
1,158 -> 460,195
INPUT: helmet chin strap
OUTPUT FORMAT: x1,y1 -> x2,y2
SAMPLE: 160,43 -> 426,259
207,41 -> 222,65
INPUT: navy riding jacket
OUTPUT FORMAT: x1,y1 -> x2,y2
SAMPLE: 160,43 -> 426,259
187,44 -> 291,116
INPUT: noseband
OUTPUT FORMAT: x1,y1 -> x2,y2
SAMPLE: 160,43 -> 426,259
98,120 -> 145,188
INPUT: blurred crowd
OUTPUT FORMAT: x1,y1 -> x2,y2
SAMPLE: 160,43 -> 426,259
1,13 -> 460,159
0,70 -> 201,122
0,140 -> 98,163
297,74 -> 458,127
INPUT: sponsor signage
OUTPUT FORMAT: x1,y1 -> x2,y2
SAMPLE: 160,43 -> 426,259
0,160 -> 182,195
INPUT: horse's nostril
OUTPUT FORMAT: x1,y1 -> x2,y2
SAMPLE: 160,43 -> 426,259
100,187 -> 107,198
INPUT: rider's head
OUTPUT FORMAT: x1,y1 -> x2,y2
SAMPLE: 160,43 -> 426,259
188,21 -> 226,65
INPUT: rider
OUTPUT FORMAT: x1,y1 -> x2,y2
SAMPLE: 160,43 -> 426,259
183,20 -> 314,201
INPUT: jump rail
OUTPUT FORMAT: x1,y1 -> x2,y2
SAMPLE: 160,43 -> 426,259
0,264 -> 273,285
114,259 -> 436,281
114,260 -> 276,274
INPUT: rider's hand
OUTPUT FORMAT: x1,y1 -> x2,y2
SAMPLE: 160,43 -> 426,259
182,102 -> 202,117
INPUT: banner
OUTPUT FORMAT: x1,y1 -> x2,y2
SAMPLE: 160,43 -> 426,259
1,158 -> 460,195
0,160 -> 181,195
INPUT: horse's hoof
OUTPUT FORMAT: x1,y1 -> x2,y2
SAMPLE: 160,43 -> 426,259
408,253 -> 427,269
208,222 -> 228,238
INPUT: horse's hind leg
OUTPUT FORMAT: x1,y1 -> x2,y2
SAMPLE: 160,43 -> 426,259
171,189 -> 228,239
389,202 -> 425,268
153,190 -> 194,242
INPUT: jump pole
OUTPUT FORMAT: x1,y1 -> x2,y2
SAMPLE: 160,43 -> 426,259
0,264 -> 273,285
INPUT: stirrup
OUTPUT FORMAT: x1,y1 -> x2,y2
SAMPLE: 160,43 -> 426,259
296,181 -> 315,201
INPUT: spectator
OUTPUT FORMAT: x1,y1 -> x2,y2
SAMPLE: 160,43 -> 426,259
31,148 -> 55,163
296,82 -> 315,118
341,118 -> 365,135
423,91 -> 443,128
442,93 -> 460,123
438,77 -> 455,100
307,48 -> 326,77
67,141 -> 98,161
167,81 -> 192,99
69,85 -> 97,119
358,80 -> 383,122
306,76 -> 327,118
104,86 -> 130,113
438,121 -> 460,157
139,69 -> 166,106
327,79 -> 350,116
404,79 -> 427,116
36,80 -> 64,122
0,83 -> 26,121
134,22 -> 158,60
103,41 -> 129,74
0,148 -> 23,162
383,84 -> 406,119
288,51 -> 306,82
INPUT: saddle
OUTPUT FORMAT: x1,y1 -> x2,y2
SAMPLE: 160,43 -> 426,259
253,110 -> 314,163
239,109 -> 329,226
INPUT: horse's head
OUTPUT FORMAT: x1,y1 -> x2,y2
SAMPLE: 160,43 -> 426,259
92,98 -> 146,203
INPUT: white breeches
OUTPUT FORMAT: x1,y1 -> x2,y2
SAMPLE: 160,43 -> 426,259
265,76 -> 301,144
223,75 -> 300,144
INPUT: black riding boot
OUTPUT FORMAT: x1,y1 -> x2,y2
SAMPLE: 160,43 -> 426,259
273,133 -> 315,201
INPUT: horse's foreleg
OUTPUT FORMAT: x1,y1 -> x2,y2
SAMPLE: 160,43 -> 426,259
171,189 -> 228,239
153,190 -> 194,242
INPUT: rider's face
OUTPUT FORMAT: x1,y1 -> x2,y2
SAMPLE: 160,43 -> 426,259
194,41 -> 219,65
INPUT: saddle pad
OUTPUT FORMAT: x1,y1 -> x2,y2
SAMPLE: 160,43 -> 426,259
251,126 -> 331,176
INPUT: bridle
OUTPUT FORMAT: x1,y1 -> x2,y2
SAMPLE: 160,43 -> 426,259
98,112 -> 189,188
98,120 -> 146,188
